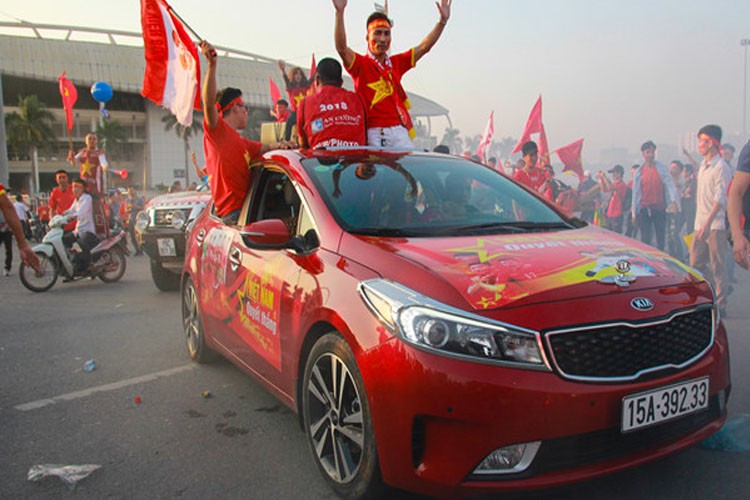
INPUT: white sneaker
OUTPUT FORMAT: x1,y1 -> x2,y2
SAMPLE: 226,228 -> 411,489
3,269 -> 10,276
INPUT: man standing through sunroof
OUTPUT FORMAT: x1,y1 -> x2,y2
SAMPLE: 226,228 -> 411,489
333,0 -> 452,148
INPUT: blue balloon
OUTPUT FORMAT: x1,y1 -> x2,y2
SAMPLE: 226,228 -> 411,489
91,81 -> 113,103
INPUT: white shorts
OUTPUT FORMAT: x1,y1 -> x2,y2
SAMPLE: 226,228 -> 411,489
367,126 -> 414,149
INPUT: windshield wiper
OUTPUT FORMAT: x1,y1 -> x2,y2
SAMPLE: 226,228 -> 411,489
351,227 -> 422,237
448,221 -> 572,235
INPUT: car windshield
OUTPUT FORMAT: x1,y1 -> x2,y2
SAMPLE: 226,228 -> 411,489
303,153 -> 576,237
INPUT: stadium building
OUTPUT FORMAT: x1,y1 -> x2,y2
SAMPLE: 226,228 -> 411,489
0,21 -> 450,195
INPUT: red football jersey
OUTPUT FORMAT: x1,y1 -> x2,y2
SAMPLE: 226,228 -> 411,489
297,86 -> 366,149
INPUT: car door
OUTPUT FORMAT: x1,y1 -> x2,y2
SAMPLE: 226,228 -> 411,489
216,167 -> 306,391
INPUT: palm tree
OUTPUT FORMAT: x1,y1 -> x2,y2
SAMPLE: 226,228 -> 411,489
162,111 -> 202,184
440,127 -> 462,155
96,118 -> 126,160
5,95 -> 56,195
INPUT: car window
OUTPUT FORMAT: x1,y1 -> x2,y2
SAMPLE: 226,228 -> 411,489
303,153 -> 573,237
249,169 -> 303,236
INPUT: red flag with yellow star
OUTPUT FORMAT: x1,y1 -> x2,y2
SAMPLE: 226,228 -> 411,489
555,138 -> 585,179
58,72 -> 78,133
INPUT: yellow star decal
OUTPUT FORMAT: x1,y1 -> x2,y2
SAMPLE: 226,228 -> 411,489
446,238 -> 510,264
366,77 -> 393,108
477,296 -> 496,309
244,151 -> 251,166
81,160 -> 96,177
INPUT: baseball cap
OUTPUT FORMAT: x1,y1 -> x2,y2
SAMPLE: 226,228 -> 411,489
608,164 -> 624,175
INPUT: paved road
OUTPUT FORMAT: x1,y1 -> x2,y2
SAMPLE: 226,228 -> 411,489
0,256 -> 748,499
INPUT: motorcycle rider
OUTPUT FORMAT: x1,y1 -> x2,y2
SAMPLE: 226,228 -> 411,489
64,178 -> 99,275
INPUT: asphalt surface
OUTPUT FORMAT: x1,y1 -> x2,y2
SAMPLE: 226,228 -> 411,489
0,254 -> 748,499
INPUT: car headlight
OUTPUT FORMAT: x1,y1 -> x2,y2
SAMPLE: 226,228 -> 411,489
135,211 -> 150,233
171,209 -> 186,229
359,279 -> 547,368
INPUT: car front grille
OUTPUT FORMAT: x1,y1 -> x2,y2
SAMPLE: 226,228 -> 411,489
544,307 -> 713,382
153,208 -> 192,227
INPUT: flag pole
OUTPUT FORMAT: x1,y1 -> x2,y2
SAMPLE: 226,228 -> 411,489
166,5 -> 216,56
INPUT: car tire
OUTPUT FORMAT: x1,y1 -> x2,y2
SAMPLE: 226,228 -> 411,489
150,259 -> 181,291
182,277 -> 218,363
302,333 -> 384,500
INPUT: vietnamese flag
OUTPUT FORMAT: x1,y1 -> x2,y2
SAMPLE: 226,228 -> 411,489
140,0 -> 201,126
556,138 -> 585,179
269,77 -> 282,104
58,72 -> 78,133
512,95 -> 543,154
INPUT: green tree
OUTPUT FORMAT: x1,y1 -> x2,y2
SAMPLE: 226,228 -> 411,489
5,95 -> 56,195
96,118 -> 126,160
440,127 -> 462,155
162,111 -> 202,184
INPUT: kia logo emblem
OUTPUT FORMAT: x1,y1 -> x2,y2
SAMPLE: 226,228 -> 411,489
631,298 -> 654,311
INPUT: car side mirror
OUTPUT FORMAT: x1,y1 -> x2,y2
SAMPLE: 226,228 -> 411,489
240,219 -> 291,248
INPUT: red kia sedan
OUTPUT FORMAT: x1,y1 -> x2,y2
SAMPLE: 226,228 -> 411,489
181,149 -> 730,499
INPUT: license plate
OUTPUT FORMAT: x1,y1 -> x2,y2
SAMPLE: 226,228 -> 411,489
157,238 -> 176,257
621,377 -> 709,432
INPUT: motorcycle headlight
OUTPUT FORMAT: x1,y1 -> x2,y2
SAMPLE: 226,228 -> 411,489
170,209 -> 186,230
135,211 -> 150,233
359,279 -> 547,368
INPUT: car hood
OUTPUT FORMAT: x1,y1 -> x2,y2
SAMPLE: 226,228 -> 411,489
350,226 -> 703,311
146,190 -> 211,208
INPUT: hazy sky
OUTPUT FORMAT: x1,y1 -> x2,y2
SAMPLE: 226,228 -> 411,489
2,0 -> 749,164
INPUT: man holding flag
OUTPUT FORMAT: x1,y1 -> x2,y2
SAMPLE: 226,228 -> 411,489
333,0 -> 452,148
199,40 -> 290,225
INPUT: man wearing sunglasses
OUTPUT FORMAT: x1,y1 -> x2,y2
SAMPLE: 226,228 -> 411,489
199,40 -> 291,225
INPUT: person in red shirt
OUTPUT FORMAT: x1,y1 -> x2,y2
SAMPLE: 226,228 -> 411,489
297,58 -> 366,150
513,141 -> 545,192
36,199 -> 51,226
199,40 -> 290,225
68,133 -> 109,238
271,99 -> 290,123
598,164 -> 630,234
333,0 -> 452,148
48,169 -> 77,232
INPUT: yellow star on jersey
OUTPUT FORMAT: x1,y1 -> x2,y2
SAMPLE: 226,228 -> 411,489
366,77 -> 393,108
81,160 -> 96,177
294,93 -> 305,107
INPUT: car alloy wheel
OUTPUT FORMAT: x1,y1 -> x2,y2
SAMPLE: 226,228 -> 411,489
182,277 -> 216,363
303,333 -> 382,499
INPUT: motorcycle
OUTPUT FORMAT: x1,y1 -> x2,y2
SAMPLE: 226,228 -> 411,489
19,214 -> 129,292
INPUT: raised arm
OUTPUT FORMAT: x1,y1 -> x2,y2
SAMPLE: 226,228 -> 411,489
333,0 -> 355,69
413,0 -> 451,63
200,40 -> 219,130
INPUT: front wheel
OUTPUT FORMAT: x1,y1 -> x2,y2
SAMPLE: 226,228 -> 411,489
150,259 -> 181,291
19,251 -> 59,292
302,333 -> 383,500
182,277 -> 217,363
98,247 -> 127,283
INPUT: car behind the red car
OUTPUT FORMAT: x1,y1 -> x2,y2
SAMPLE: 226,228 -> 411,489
181,149 -> 730,499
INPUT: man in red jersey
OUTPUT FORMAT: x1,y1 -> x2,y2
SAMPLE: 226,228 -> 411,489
199,40 -> 290,225
297,58 -> 366,149
48,170 -> 77,232
68,133 -> 110,238
333,0 -> 451,148
513,141 -> 545,191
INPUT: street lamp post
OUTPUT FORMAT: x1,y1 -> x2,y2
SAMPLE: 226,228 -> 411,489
742,39 -> 750,141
